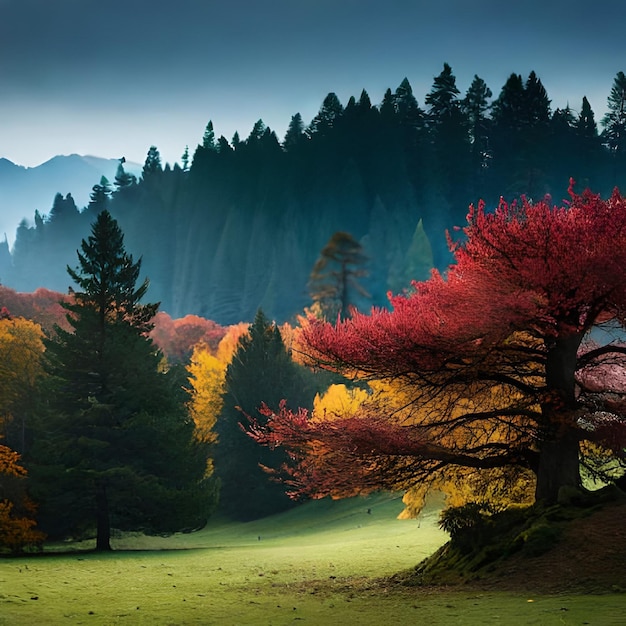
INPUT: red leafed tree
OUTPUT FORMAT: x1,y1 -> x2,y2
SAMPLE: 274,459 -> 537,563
250,182 -> 626,506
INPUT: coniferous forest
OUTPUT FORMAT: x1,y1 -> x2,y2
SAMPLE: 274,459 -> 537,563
3,66 -> 626,325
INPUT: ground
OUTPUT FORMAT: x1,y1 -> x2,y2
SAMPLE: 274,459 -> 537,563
388,490 -> 626,595
480,499 -> 626,594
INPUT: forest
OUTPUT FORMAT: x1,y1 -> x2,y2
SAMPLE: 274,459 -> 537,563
1,65 -> 626,565
2,66 -> 626,325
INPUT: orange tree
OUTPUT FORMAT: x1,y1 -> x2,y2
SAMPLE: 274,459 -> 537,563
250,183 -> 626,507
0,443 -> 45,553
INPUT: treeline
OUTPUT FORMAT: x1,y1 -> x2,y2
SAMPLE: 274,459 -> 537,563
3,66 -> 626,324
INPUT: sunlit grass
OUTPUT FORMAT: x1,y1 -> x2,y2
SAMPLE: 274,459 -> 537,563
1,493 -> 624,625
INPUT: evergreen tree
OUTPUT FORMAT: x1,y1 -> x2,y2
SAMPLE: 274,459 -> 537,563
308,232 -> 369,321
574,96 -> 604,188
425,62 -> 461,120
202,121 -> 217,151
113,159 -> 137,190
283,113 -> 306,151
602,71 -> 626,186
142,145 -> 162,179
181,145 -> 190,171
490,72 -> 552,197
214,310 -> 317,520
29,211 -> 215,549
393,77 -> 425,131
85,176 -> 112,218
424,64 -> 471,222
462,75 -> 493,190
49,193 -> 80,223
308,92 -> 344,136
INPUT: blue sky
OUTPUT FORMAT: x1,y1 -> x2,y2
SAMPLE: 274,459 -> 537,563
1,0 -> 624,167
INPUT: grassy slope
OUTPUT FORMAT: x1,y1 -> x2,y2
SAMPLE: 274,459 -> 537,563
1,493 -> 625,625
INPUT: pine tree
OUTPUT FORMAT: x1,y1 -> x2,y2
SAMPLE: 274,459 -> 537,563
602,71 -> 626,186
462,75 -> 493,190
113,160 -> 137,190
30,211 -> 215,549
283,113 -> 306,151
84,176 -> 112,218
142,145 -> 162,179
201,121 -> 217,151
214,310 -> 317,520
308,92 -> 344,137
181,145 -> 190,171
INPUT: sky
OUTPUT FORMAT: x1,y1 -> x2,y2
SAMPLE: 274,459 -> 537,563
1,0 -> 625,168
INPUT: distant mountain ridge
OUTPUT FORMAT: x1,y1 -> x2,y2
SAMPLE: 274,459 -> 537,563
0,154 -> 141,246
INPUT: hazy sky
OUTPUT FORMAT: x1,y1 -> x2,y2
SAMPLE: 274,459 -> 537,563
1,0 -> 624,168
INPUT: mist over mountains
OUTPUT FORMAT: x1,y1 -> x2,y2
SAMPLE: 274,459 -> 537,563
0,155 -> 141,246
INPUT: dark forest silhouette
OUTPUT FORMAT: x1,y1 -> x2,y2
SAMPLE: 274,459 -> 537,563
3,66 -> 625,324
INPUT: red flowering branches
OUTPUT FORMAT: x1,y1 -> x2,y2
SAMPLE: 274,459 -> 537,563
250,183 -> 626,505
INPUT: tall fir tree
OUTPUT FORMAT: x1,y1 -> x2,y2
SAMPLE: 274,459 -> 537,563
29,211 -> 215,549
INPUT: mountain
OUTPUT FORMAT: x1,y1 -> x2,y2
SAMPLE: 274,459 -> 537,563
0,155 -> 141,247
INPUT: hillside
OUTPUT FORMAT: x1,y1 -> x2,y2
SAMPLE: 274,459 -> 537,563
391,489 -> 626,594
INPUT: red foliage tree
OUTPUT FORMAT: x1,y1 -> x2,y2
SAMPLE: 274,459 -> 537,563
250,183 -> 626,505
150,312 -> 226,362
0,286 -> 70,332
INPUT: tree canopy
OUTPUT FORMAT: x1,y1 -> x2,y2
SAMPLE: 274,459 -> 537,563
250,182 -> 626,510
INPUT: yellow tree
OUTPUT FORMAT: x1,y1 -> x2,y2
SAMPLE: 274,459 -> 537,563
0,317 -> 45,453
186,344 -> 227,447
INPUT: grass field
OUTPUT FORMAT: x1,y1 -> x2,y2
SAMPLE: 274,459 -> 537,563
1,493 -> 625,625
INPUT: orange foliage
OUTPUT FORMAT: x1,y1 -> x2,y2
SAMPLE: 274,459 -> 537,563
215,322 -> 250,363
151,312 -> 226,362
0,443 -> 45,552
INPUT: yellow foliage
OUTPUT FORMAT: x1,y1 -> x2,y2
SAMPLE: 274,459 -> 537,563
0,317 -> 44,421
186,344 -> 226,447
307,373 -> 537,518
400,466 -> 535,519
312,384 -> 370,422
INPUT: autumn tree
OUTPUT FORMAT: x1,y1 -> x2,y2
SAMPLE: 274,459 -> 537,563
0,316 -> 45,454
30,210 -> 215,549
308,232 -> 369,321
186,343 -> 226,447
150,312 -> 226,363
0,442 -> 45,553
251,183 -> 626,511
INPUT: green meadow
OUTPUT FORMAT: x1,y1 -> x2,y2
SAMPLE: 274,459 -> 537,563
1,493 -> 624,625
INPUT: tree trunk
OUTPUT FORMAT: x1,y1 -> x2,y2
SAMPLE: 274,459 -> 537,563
535,427 -> 581,502
95,481 -> 112,551
535,332 -> 584,503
